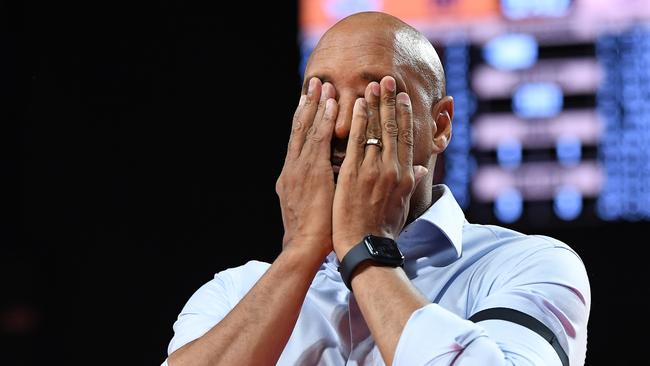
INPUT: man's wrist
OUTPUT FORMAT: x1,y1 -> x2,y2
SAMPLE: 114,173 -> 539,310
280,241 -> 331,271
333,234 -> 366,260
333,232 -> 396,260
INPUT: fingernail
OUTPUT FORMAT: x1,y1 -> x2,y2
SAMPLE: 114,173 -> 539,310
325,98 -> 334,112
321,83 -> 329,101
325,98 -> 335,116
397,93 -> 410,105
385,77 -> 396,92
308,78 -> 317,95
371,83 -> 380,97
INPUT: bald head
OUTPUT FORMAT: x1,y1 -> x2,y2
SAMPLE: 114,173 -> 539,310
312,11 -> 445,105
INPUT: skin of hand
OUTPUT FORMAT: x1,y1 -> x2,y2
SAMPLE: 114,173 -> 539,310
168,80 -> 341,366
275,77 -> 339,259
332,76 -> 428,257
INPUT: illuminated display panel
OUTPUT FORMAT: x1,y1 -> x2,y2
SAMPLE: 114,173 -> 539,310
299,0 -> 650,227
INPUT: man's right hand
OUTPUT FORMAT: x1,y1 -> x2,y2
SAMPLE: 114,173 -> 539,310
275,78 -> 338,258
169,84 -> 339,365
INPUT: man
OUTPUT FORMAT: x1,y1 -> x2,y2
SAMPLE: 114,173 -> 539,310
162,11 -> 590,366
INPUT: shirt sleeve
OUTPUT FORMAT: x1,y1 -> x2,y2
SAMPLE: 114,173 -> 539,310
161,260 -> 270,365
393,240 -> 590,366
166,273 -> 234,356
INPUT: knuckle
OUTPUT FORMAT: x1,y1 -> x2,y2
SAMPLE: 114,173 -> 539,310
399,99 -> 413,112
401,173 -> 415,190
383,166 -> 399,184
308,133 -> 325,143
368,98 -> 380,110
400,129 -> 414,147
323,108 -> 336,122
362,166 -> 380,181
399,104 -> 414,119
304,94 -> 315,107
353,134 -> 367,146
340,167 -> 355,180
367,123 -> 382,138
275,175 -> 286,194
292,119 -> 306,133
383,94 -> 396,107
384,119 -> 399,137
317,99 -> 327,112
306,126 -> 324,142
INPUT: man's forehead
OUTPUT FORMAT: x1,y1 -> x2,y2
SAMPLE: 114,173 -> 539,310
306,38 -> 397,77
315,26 -> 397,52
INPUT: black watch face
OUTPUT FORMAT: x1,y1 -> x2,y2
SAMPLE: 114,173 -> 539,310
364,235 -> 404,262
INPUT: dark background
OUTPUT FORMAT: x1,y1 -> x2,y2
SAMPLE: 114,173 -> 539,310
2,1 -> 644,365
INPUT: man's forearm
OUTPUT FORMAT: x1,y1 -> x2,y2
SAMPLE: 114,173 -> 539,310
351,264 -> 430,365
168,246 -> 325,366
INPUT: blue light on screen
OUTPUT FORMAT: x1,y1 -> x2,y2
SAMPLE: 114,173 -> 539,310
494,188 -> 523,223
596,27 -> 650,221
512,82 -> 563,119
443,42 -> 474,209
554,186 -> 583,221
501,0 -> 572,20
497,139 -> 522,169
556,136 -> 582,167
483,33 -> 538,70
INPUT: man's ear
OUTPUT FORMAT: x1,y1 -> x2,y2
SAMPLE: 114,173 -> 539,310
431,96 -> 453,153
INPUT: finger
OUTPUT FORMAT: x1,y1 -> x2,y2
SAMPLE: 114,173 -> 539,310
314,98 -> 338,157
411,165 -> 429,195
301,82 -> 336,157
379,76 -> 398,162
364,81 -> 382,162
396,92 -> 414,169
344,98 -> 368,166
287,77 -> 322,160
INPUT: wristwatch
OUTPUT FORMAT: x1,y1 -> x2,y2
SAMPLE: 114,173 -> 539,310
338,234 -> 405,291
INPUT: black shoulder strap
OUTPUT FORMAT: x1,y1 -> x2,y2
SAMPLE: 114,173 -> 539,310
469,307 -> 569,366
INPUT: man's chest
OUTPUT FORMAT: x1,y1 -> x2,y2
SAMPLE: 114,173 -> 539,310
277,293 -> 384,366
275,267 -> 477,366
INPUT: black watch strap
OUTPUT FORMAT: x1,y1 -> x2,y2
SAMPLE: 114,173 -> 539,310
338,239 -> 373,290
338,235 -> 403,291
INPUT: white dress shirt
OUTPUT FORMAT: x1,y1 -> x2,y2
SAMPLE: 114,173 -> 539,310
162,185 -> 590,365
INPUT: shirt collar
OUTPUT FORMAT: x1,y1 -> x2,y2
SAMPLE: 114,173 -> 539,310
397,184 -> 465,259
325,184 -> 465,269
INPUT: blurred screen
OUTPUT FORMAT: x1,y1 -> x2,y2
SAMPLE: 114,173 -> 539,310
299,0 -> 650,228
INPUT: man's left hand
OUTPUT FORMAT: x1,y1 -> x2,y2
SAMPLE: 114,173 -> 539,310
332,76 -> 428,259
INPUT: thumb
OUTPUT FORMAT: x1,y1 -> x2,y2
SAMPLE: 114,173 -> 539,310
413,165 -> 429,187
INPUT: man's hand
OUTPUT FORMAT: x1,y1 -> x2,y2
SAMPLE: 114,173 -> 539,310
332,76 -> 428,258
168,79 -> 340,366
276,77 -> 338,258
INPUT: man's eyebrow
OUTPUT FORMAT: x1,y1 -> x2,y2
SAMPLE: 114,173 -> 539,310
361,71 -> 405,93
360,71 -> 384,83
